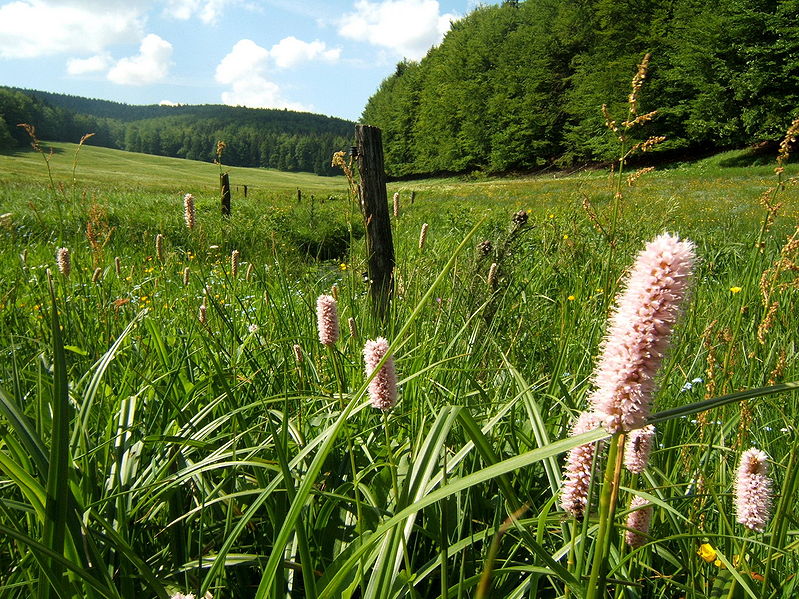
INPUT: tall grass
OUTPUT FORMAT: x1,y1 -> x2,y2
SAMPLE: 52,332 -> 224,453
0,130 -> 798,598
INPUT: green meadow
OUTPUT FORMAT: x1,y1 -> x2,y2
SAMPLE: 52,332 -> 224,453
1,140 -> 798,598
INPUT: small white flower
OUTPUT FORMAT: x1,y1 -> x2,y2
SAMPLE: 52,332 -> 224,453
248,324 -> 259,334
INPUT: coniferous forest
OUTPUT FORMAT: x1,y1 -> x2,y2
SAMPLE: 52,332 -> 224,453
362,0 -> 799,176
0,87 -> 354,176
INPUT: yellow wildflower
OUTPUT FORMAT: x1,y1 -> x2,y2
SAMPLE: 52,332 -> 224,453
567,295 -> 575,301
697,543 -> 716,563
730,286 -> 742,294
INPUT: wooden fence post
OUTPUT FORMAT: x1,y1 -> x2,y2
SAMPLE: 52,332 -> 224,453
243,184 -> 248,198
356,124 -> 395,320
297,189 -> 302,203
220,172 -> 231,217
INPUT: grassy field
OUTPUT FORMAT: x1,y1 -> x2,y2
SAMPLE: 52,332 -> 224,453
1,139 -> 798,599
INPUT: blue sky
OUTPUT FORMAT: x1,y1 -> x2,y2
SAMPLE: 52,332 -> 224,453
0,0 -> 497,121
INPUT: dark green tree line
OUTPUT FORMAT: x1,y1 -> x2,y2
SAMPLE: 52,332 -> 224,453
362,0 -> 799,176
0,87 -> 354,176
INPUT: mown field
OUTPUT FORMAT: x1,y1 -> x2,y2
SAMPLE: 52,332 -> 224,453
1,140 -> 798,599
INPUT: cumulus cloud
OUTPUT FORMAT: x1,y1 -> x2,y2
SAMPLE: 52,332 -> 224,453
215,39 -> 309,111
66,53 -> 111,75
0,0 -> 145,59
338,0 -> 457,60
270,36 -> 341,69
162,0 -> 235,25
107,34 -> 173,85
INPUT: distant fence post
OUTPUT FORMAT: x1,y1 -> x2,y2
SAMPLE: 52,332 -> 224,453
297,189 -> 302,203
356,124 -> 395,320
220,173 -> 231,217
243,184 -> 248,198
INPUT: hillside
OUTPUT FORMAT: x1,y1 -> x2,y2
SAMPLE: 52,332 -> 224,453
0,141 -> 349,193
363,0 -> 799,177
0,87 -> 355,175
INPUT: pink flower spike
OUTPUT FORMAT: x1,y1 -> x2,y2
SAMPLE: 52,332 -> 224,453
625,496 -> 654,548
363,337 -> 398,411
590,233 -> 696,432
624,425 -> 656,474
735,447 -> 772,532
560,411 -> 603,518
316,294 -> 339,346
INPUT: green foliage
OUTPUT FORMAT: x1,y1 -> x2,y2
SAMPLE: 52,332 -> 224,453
363,0 -> 799,176
2,121 -> 799,598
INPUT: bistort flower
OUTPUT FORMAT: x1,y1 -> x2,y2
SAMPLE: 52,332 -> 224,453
589,233 -> 695,432
625,496 -> 654,548
560,411 -> 603,518
624,425 -> 656,473
316,294 -> 339,346
363,337 -> 397,411
735,447 -> 772,532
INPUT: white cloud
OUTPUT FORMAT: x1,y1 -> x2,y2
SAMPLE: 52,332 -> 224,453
269,36 -> 341,69
338,0 -> 457,60
66,53 -> 111,75
0,0 -> 145,59
215,39 -> 310,111
159,99 -> 181,106
162,0 -> 235,24
107,34 -> 173,85
215,39 -> 270,84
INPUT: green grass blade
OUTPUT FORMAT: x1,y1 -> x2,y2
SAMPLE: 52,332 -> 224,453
39,274 -> 72,599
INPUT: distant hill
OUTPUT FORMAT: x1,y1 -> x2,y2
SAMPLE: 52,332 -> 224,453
0,87 -> 355,175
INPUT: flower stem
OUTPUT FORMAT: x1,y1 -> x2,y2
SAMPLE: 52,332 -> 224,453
587,433 -> 625,599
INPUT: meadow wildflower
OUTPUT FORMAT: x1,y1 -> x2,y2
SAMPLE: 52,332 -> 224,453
198,297 -> 207,325
488,262 -> 498,289
735,448 -> 772,532
183,193 -> 195,229
364,337 -> 397,411
589,233 -> 695,432
316,294 -> 339,346
697,543 -> 717,563
624,425 -> 656,473
231,249 -> 240,278
419,222 -> 429,250
624,496 -> 653,548
56,247 -> 71,277
730,286 -> 742,294
155,233 -> 165,262
560,411 -> 603,517
348,316 -> 357,339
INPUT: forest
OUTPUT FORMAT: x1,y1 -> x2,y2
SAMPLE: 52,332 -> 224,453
0,87 -> 354,176
362,0 -> 799,176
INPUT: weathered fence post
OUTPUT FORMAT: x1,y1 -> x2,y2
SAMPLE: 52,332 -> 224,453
356,124 -> 395,320
243,184 -> 248,198
220,172 -> 231,217
410,190 -> 416,205
297,188 -> 302,203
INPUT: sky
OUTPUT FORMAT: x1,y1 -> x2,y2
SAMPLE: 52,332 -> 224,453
0,0 -> 497,122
